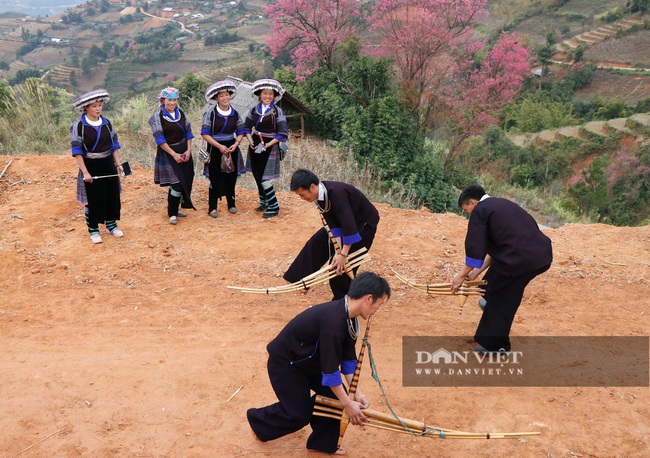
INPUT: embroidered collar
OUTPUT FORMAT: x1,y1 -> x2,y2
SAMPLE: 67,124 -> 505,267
344,296 -> 359,340
83,114 -> 104,127
162,107 -> 180,122
257,102 -> 274,115
315,182 -> 330,213
217,105 -> 232,116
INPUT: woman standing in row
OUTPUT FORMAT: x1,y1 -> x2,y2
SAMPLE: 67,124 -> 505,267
201,80 -> 246,217
149,87 -> 196,225
70,89 -> 124,244
244,78 -> 289,219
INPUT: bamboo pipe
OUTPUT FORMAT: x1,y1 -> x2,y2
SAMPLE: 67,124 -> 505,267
314,395 -> 541,439
391,269 -> 485,288
315,395 -> 540,438
458,294 -> 468,314
392,269 -> 486,288
226,249 -> 370,294
316,395 -> 426,433
313,407 -> 541,439
337,316 -> 372,448
226,255 -> 370,294
319,212 -> 354,279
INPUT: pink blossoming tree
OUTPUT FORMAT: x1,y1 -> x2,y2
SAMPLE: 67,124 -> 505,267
264,0 -> 360,78
441,33 -> 531,150
368,0 -> 530,147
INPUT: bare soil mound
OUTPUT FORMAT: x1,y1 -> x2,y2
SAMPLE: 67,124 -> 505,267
1,155 -> 649,457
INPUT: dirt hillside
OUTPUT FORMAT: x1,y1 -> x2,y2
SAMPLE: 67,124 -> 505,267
1,155 -> 649,458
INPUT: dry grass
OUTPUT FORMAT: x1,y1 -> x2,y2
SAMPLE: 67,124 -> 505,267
111,99 -> 418,209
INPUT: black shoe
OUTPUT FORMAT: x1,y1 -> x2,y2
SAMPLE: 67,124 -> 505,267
262,210 -> 278,218
255,205 -> 266,212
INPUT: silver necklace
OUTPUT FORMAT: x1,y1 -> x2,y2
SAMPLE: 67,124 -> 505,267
315,182 -> 331,213
345,295 -> 359,339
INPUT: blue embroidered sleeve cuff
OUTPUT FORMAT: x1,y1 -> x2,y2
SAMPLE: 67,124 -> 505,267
154,134 -> 167,146
321,370 -> 342,387
113,141 -> 121,151
342,233 -> 362,245
330,227 -> 342,238
275,134 -> 288,142
185,132 -> 195,140
71,147 -> 84,156
236,128 -> 247,136
341,360 -> 357,375
466,256 -> 484,268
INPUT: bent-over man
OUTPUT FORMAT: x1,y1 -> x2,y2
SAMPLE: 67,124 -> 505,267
451,185 -> 553,352
247,272 -> 391,455
284,168 -> 380,299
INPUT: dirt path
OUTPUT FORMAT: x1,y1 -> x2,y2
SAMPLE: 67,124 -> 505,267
1,155 -> 649,458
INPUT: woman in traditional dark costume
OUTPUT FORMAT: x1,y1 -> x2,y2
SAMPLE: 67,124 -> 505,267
201,80 -> 246,217
243,78 -> 289,218
149,87 -> 195,225
70,89 -> 124,244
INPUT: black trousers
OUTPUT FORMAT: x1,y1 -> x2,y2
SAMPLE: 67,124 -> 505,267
83,155 -> 120,224
283,224 -> 377,300
247,145 -> 271,197
207,138 -> 238,210
475,263 -> 550,351
165,141 -> 196,211
247,356 -> 340,453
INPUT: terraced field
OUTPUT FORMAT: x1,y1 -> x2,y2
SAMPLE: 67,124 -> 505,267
555,0 -> 627,17
583,29 -> 650,67
574,69 -> 650,104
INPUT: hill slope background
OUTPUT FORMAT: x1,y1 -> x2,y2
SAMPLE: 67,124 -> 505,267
1,155 -> 648,457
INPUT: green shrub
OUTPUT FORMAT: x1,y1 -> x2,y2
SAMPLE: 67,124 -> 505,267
0,79 -> 72,155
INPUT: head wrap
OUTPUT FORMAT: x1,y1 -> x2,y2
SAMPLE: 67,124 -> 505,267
158,87 -> 179,102
251,78 -> 284,103
73,89 -> 110,113
205,80 -> 237,102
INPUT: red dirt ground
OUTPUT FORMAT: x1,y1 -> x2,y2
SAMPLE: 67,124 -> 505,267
1,155 -> 649,458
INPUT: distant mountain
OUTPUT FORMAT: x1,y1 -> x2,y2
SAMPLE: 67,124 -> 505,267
0,0 -> 82,17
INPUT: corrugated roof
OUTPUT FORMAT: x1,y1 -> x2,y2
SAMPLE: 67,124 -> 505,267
227,76 -> 311,117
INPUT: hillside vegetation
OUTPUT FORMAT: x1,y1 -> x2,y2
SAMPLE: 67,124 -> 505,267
0,0 -> 649,226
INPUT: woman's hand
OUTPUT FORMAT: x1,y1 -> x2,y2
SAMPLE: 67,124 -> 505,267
83,171 -> 93,183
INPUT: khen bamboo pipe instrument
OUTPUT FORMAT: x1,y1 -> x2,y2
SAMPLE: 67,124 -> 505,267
319,212 -> 355,280
391,269 -> 486,296
337,316 -> 372,449
227,248 -> 370,294
314,395 -> 540,439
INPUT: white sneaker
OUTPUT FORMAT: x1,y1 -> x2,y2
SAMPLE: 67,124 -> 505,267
169,216 -> 178,225
109,227 -> 124,238
90,233 -> 103,244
